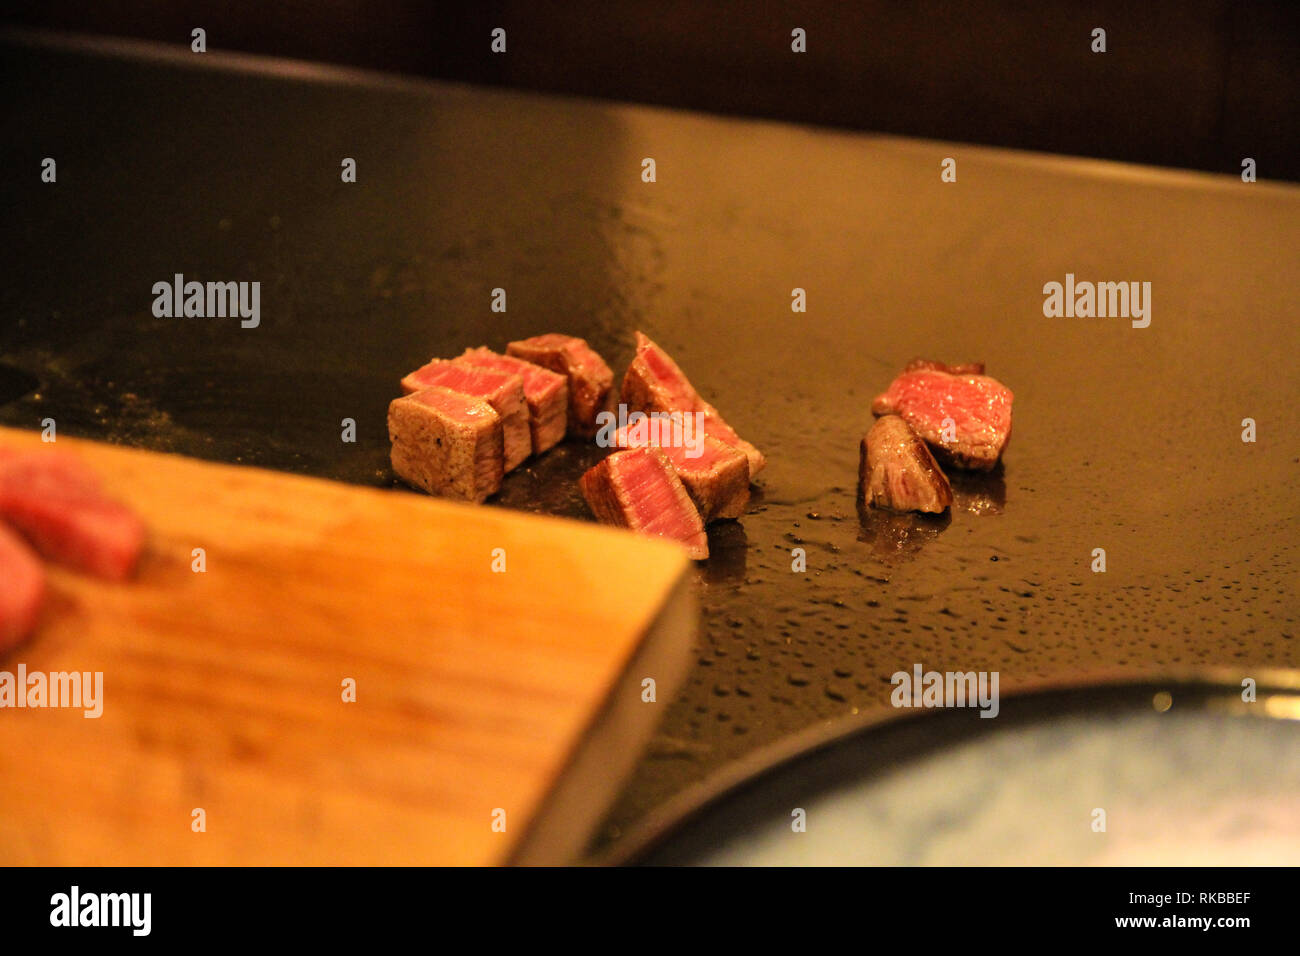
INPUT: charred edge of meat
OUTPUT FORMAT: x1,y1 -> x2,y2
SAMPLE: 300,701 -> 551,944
860,415 -> 953,514
927,437 -> 1009,473
682,448 -> 751,522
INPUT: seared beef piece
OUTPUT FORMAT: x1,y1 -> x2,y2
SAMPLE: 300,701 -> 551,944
871,366 -> 1014,471
620,331 -> 697,409
697,413 -> 762,475
506,334 -> 614,437
0,522 -> 45,651
0,450 -> 145,580
401,360 -> 531,471
388,387 -> 504,502
619,331 -> 766,476
860,415 -> 953,514
904,358 -> 985,375
613,423 -> 750,522
579,447 -> 709,559
456,348 -> 568,454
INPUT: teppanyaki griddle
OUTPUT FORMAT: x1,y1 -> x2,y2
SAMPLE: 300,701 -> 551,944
600,671 -> 1300,865
1,32 -> 1297,857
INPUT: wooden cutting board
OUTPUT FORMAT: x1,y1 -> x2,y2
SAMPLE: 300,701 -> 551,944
0,427 -> 696,865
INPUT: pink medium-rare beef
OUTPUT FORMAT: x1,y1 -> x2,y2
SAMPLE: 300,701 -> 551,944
620,332 -> 698,409
613,423 -> 749,522
860,415 -> 953,514
456,348 -> 568,454
0,450 -> 145,581
618,332 -> 766,475
506,334 -> 614,437
579,447 -> 709,560
401,359 -> 531,471
871,366 -> 1014,471
904,358 -> 985,376
388,386 -> 504,503
0,522 -> 45,652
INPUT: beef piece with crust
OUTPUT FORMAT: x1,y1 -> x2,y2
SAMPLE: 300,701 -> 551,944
619,331 -> 765,475
871,365 -> 1013,471
388,386 -> 504,502
456,348 -> 567,454
506,334 -> 613,437
860,415 -> 953,514
613,422 -> 749,522
401,359 -> 531,471
579,447 -> 709,559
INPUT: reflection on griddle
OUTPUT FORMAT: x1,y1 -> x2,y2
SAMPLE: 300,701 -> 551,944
856,464 -> 1005,559
699,519 -> 748,583
856,501 -> 952,559
949,464 -> 1006,516
856,462 -> 1006,558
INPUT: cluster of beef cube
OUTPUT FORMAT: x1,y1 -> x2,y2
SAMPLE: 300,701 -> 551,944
388,332 -> 764,561
580,333 -> 764,560
0,449 -> 145,651
861,359 -> 1015,513
389,335 -> 616,502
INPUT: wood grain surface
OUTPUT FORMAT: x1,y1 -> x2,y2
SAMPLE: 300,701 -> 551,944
0,427 -> 695,864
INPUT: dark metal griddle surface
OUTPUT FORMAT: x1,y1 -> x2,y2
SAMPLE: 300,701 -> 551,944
2,35 -> 1298,856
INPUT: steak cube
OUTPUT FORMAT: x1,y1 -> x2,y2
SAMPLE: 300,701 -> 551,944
619,331 -> 765,475
579,447 -> 709,560
860,415 -> 953,514
0,450 -> 145,581
401,359 -> 531,471
506,334 -> 614,437
871,364 -> 1013,471
456,348 -> 568,454
613,421 -> 749,522
388,386 -> 504,502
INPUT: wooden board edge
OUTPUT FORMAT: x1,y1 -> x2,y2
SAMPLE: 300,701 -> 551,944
0,425 -> 692,569
504,569 -> 698,866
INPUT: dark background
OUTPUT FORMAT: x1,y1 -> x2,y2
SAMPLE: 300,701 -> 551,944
5,0 -> 1298,180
